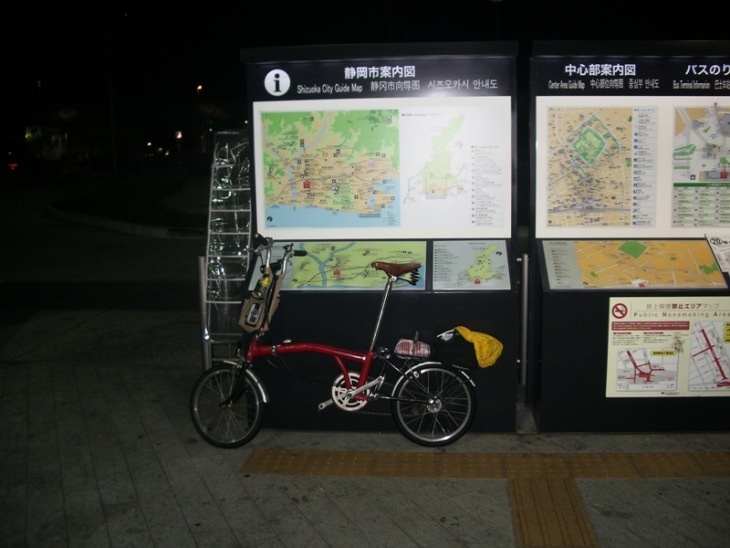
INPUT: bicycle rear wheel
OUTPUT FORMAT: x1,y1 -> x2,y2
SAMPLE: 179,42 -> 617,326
190,365 -> 265,448
391,362 -> 476,447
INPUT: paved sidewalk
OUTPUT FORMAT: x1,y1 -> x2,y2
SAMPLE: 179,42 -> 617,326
2,180 -> 729,547
2,358 -> 730,547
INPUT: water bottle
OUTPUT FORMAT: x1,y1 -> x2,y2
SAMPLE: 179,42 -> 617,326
252,274 -> 271,298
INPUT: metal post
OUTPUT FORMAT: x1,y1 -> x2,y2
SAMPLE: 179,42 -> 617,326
520,252 -> 529,386
198,255 -> 211,370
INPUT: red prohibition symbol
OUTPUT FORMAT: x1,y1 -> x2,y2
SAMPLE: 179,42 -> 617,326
612,302 -> 628,319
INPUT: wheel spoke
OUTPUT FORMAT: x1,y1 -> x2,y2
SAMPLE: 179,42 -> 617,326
190,366 -> 265,448
391,364 -> 475,447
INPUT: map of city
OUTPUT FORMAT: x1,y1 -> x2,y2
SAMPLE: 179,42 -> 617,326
257,102 -> 510,237
432,240 -> 510,290
262,110 -> 400,228
673,104 -> 730,186
546,107 -> 635,227
543,239 -> 726,289
279,241 -> 427,290
689,321 -> 730,391
615,348 -> 678,392
672,104 -> 730,227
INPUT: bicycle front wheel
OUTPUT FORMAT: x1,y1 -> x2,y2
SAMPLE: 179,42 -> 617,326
190,365 -> 265,448
391,362 -> 476,447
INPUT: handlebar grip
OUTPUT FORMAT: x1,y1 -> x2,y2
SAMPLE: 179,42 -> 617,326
294,250 -> 308,257
252,233 -> 269,249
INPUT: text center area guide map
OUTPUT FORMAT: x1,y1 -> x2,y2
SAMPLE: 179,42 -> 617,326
254,97 -> 511,239
544,105 -> 658,229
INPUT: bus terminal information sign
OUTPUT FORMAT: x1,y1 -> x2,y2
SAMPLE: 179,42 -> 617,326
243,45 -> 515,240
532,42 -> 730,240
607,296 -> 730,398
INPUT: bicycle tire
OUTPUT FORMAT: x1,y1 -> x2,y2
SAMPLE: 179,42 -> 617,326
391,362 -> 476,447
190,365 -> 265,448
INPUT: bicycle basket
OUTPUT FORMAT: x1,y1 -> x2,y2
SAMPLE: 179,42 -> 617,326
394,338 -> 431,359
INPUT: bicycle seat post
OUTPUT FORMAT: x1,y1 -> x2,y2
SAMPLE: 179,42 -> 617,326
368,274 -> 396,351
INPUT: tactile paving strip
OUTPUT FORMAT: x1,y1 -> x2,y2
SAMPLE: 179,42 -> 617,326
241,449 -> 730,480
242,449 -> 730,547
508,477 -> 598,547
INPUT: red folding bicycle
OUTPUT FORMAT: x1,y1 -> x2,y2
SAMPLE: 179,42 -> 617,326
190,234 -> 477,447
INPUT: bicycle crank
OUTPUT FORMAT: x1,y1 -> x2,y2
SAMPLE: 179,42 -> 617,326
327,372 -> 367,411
319,373 -> 385,412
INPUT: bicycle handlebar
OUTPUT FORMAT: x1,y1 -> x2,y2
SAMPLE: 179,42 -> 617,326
247,234 -> 308,277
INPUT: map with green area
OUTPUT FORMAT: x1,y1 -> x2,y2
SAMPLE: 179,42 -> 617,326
280,241 -> 427,290
545,107 -> 647,228
432,240 -> 510,290
543,240 -> 726,289
262,110 -> 400,228
255,99 -> 511,238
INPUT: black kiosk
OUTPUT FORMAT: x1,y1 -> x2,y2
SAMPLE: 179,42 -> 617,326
528,41 -> 730,432
228,42 -> 524,433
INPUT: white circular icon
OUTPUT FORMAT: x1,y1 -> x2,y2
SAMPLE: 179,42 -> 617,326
264,69 -> 291,96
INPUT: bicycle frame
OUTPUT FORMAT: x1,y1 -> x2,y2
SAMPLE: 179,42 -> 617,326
244,263 -> 404,403
191,235 -> 478,448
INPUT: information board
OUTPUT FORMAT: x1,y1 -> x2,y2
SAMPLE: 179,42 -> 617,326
607,296 -> 730,397
242,43 -> 517,240
542,239 -> 726,290
532,41 -> 730,239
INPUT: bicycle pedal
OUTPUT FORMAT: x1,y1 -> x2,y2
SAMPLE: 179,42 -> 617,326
318,399 -> 334,410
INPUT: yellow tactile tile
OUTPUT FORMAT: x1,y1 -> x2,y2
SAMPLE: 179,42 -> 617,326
503,453 -> 572,479
567,452 -> 641,478
630,451 -> 708,478
508,478 -> 599,547
438,451 -> 507,478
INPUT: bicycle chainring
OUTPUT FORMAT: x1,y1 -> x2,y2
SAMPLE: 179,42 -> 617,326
331,372 -> 368,411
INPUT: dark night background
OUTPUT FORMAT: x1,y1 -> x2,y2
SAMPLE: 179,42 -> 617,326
2,1 -> 726,185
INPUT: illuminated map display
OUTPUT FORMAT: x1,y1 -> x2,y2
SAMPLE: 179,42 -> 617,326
544,106 -> 657,229
253,97 -> 512,240
535,97 -> 730,239
542,239 -> 726,290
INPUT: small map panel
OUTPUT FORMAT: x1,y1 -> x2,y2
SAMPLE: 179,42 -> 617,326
689,321 -> 730,391
615,348 -> 679,393
543,239 -> 726,289
672,104 -> 730,227
432,240 -> 510,290
279,240 -> 427,290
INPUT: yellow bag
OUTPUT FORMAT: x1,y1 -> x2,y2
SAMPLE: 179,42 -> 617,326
453,326 -> 503,368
